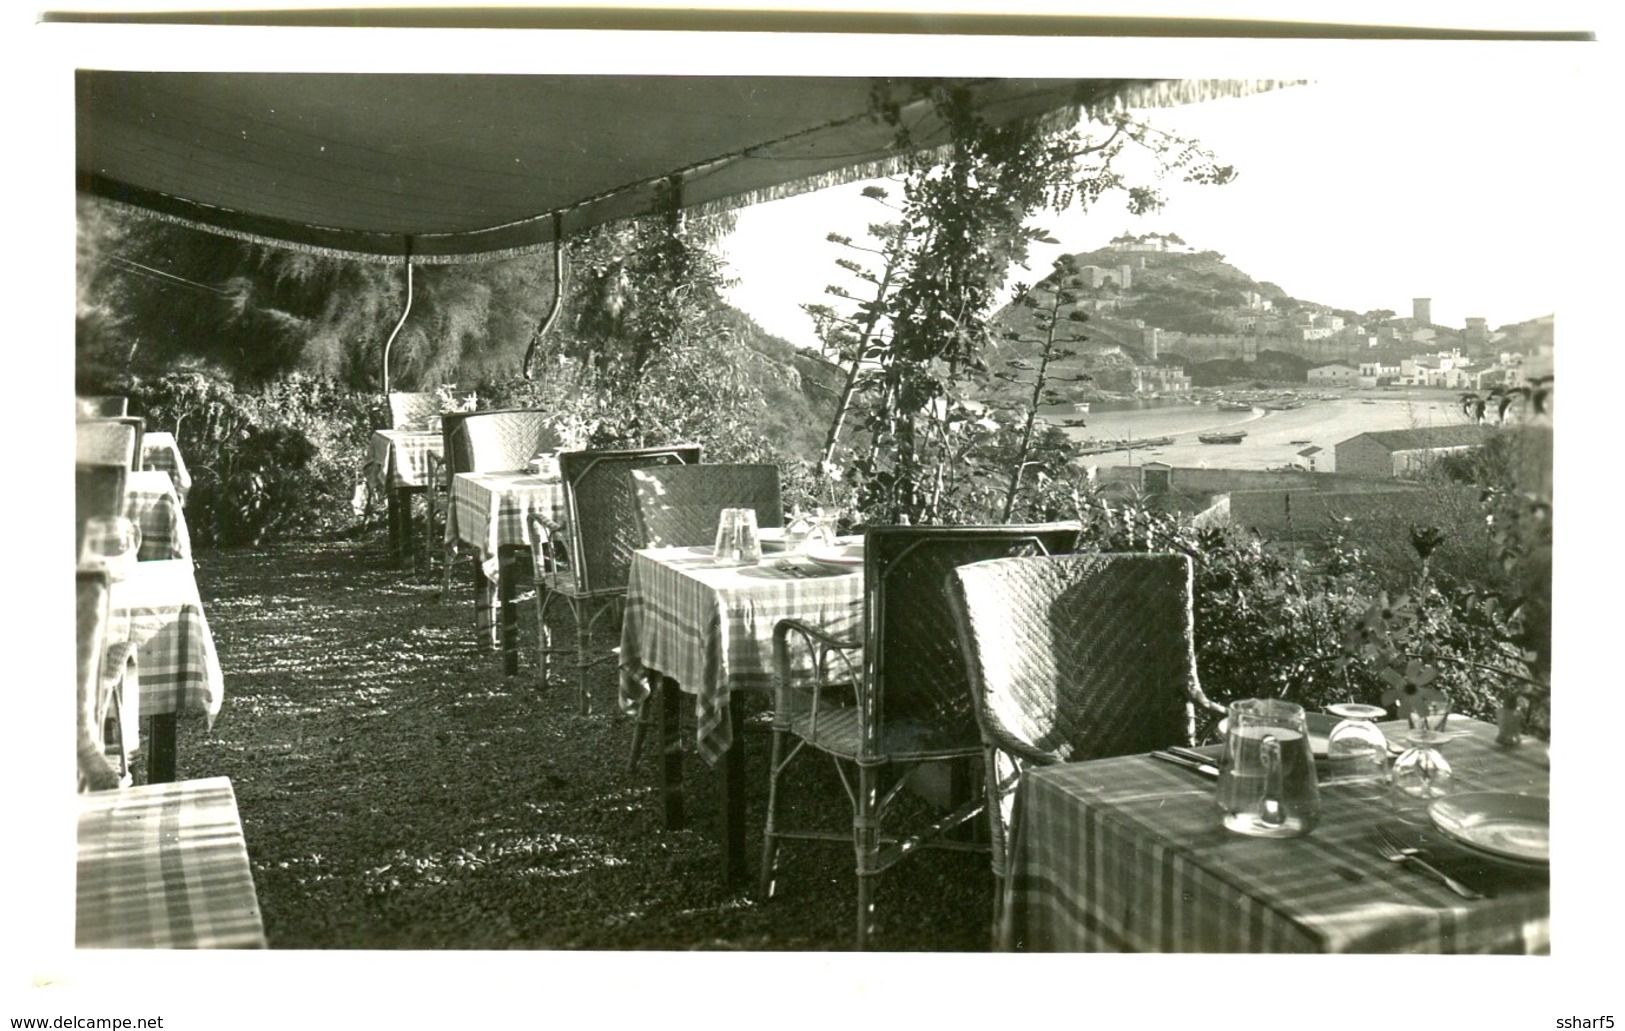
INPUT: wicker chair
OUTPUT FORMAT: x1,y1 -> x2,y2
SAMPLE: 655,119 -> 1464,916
77,466 -> 136,791
424,409 -> 480,592
76,418 -> 143,471
76,568 -> 124,791
75,462 -> 128,561
623,463 -> 784,769
386,391 -> 440,430
76,395 -> 129,418
761,521 -> 1081,949
531,445 -> 701,714
630,462 -> 784,548
947,551 -> 1224,941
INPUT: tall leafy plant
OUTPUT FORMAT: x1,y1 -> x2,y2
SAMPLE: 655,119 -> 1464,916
819,86 -> 1235,525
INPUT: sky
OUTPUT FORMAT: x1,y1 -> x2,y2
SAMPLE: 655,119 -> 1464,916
721,71 -> 1582,351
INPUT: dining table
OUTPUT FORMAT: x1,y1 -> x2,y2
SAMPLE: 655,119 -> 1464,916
369,428 -> 443,566
123,469 -> 191,562
139,431 -> 192,502
107,559 -> 226,783
1000,717 -> 1550,953
445,469 -> 568,675
618,542 -> 864,885
77,776 -> 266,948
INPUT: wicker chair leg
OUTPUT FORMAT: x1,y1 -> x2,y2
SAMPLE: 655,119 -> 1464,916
625,695 -> 651,772
575,601 -> 593,715
854,764 -> 882,950
533,585 -> 553,689
759,727 -> 787,899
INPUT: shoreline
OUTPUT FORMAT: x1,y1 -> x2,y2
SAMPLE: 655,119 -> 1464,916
1049,387 -> 1475,472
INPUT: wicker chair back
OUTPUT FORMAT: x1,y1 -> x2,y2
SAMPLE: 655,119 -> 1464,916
75,462 -> 128,560
559,445 -> 701,595
387,391 -> 440,430
949,552 -> 1211,768
631,463 -> 783,548
439,410 -> 480,476
76,419 -> 142,471
858,523 -> 1080,761
462,409 -> 559,473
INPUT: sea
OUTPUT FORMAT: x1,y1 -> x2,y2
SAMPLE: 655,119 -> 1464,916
1041,387 -> 1476,473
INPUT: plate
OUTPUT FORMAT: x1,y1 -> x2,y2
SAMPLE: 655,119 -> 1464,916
1304,711 -> 1337,757
804,542 -> 864,572
1428,792 -> 1550,864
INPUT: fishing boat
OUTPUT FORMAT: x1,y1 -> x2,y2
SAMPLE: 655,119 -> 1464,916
1217,400 -> 1253,412
1199,431 -> 1248,444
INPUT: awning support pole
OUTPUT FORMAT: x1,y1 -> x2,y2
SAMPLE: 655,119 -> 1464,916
381,236 -> 415,394
522,212 -> 568,382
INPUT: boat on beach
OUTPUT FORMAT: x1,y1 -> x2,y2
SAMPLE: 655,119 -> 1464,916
1217,401 -> 1253,412
1199,430 -> 1248,444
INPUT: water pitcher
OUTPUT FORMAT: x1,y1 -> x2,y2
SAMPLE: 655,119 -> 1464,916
1216,698 -> 1320,837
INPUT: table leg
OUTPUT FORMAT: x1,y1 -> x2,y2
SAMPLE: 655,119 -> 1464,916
498,544 -> 521,676
659,675 -> 685,830
147,713 -> 177,783
718,698 -> 748,888
387,486 -> 404,565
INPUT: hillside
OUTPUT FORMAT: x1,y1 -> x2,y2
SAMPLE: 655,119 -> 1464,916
981,241 -> 1553,401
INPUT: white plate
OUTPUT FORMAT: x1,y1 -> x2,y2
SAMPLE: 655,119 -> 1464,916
804,543 -> 864,572
1428,792 -> 1550,864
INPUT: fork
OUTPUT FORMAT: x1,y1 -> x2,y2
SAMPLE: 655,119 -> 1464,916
1374,826 -> 1483,899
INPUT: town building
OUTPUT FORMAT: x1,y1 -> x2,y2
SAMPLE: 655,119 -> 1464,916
1307,362 -> 1358,386
1334,425 -> 1491,479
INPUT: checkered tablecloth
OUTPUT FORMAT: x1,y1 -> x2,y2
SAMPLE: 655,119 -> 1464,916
77,776 -> 266,948
1003,718 -> 1550,954
124,470 -> 191,562
107,559 -> 224,722
140,432 -> 191,500
447,471 -> 567,580
369,429 -> 443,489
619,547 -> 864,765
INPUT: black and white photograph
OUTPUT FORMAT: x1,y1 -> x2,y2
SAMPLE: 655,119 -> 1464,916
17,2 -> 1612,1027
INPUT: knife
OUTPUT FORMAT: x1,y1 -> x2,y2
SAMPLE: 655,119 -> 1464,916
1150,750 -> 1219,778
1168,745 -> 1221,766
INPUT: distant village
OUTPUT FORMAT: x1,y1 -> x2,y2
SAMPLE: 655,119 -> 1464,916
1067,232 -> 1555,397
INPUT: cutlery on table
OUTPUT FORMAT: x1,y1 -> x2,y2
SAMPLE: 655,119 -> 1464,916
1168,745 -> 1219,766
1374,826 -> 1483,899
1150,750 -> 1218,778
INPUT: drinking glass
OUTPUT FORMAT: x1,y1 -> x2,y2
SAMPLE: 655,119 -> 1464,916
713,508 -> 740,565
1324,703 -> 1390,784
712,508 -> 761,566
1216,698 -> 1320,838
80,516 -> 142,581
1389,695 -> 1454,824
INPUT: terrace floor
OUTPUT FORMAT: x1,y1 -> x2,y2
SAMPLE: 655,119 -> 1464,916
170,529 -> 992,950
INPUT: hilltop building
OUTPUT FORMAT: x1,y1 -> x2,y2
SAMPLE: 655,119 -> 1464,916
1413,297 -> 1433,325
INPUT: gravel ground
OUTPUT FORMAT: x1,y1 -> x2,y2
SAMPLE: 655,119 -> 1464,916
175,529 -> 993,951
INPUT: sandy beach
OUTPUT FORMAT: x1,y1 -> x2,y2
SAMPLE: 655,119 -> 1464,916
1051,388 -> 1477,472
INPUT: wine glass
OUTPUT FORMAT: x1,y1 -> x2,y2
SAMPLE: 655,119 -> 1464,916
1389,695 -> 1454,824
1324,703 -> 1390,784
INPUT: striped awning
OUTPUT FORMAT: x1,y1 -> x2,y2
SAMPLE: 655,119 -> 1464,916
76,73 -> 1283,262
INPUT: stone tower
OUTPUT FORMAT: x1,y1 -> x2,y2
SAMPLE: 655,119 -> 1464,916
1413,297 -> 1432,325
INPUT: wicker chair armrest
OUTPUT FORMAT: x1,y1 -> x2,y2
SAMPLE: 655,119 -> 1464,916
771,617 -> 861,731
526,510 -> 565,576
